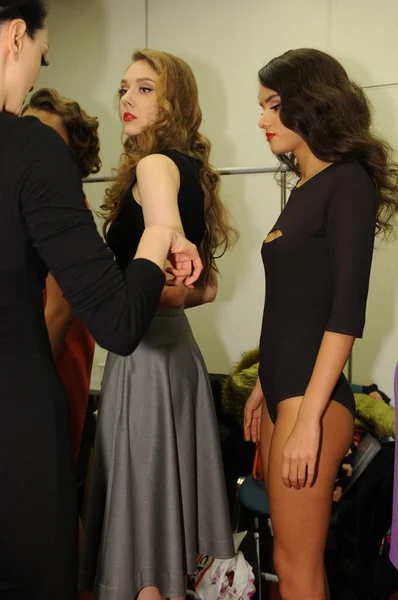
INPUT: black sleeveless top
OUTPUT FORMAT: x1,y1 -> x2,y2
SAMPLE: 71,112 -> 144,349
107,150 -> 205,269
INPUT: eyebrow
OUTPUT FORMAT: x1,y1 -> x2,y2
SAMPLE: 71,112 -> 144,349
120,77 -> 156,86
259,93 -> 280,106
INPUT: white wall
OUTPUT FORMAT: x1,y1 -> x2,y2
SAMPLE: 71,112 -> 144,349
36,0 -> 398,399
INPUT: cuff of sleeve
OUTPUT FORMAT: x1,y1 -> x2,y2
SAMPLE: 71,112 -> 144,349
129,258 -> 165,292
325,326 -> 362,339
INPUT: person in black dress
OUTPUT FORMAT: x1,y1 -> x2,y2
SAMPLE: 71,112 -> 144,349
244,48 -> 398,599
0,4 -> 202,599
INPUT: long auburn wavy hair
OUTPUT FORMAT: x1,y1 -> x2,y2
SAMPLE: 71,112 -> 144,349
23,88 -> 101,178
258,48 -> 398,235
100,49 -> 238,275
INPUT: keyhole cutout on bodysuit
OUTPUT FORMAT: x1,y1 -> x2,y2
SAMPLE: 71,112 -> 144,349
265,229 -> 283,243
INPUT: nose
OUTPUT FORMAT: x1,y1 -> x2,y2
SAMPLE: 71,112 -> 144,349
258,112 -> 269,130
121,89 -> 135,108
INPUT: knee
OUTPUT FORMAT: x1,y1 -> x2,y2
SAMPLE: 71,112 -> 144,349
273,546 -> 324,600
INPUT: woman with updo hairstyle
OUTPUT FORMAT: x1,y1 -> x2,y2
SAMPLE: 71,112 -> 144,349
244,48 -> 398,599
0,2 -> 201,598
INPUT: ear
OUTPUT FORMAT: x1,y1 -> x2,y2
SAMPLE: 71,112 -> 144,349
7,19 -> 28,61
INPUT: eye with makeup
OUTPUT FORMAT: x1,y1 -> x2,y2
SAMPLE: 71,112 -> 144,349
139,87 -> 153,94
41,55 -> 49,67
118,88 -> 127,97
271,103 -> 281,111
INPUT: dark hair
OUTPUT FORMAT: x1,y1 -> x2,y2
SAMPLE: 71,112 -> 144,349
0,0 -> 47,38
258,48 -> 398,235
22,88 -> 102,178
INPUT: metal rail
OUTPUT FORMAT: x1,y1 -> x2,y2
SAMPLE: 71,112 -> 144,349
83,164 -> 285,184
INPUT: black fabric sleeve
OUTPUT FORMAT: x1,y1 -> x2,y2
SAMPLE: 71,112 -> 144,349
19,120 -> 164,355
325,163 -> 378,338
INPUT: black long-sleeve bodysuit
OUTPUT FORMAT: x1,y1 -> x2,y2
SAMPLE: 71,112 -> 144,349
259,162 -> 378,424
0,113 -> 164,599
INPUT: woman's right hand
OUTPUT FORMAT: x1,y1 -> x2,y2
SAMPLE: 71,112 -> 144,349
244,377 -> 265,444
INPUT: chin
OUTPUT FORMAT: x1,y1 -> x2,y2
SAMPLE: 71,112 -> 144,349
271,144 -> 294,156
4,101 -> 22,116
122,121 -> 142,137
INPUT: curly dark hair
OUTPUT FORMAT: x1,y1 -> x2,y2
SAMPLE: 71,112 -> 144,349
23,88 -> 101,178
258,48 -> 398,235
0,0 -> 47,38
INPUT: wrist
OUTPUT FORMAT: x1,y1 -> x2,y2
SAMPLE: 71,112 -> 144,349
144,225 -> 173,246
297,401 -> 322,424
135,226 -> 173,269
252,386 -> 264,401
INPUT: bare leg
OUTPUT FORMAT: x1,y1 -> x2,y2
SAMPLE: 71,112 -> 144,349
77,517 -> 92,600
137,587 -> 165,600
137,581 -> 186,600
263,397 -> 353,600
260,398 -> 275,490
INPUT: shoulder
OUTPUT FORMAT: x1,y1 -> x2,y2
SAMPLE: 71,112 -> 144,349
327,161 -> 379,220
0,113 -> 78,184
329,161 -> 378,205
332,161 -> 375,189
9,114 -> 76,168
3,114 -> 64,149
136,153 -> 180,179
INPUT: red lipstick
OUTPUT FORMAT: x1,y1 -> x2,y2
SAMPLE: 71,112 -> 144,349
266,133 -> 275,141
123,112 -> 137,122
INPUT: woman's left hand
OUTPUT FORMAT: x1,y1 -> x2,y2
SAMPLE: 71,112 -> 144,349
281,416 -> 321,489
166,230 -> 203,288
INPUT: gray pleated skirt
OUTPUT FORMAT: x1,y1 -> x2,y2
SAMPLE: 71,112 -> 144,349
79,308 -> 234,600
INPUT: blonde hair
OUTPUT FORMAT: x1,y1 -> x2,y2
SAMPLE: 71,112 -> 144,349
100,49 -> 238,275
23,88 -> 101,178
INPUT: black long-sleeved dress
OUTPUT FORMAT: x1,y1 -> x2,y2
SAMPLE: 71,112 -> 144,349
0,113 -> 164,599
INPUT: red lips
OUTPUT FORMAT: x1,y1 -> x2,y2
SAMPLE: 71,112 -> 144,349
123,112 -> 137,122
266,133 -> 276,141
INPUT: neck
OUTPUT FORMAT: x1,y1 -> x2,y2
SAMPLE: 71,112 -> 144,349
0,55 -> 8,112
294,144 -> 332,183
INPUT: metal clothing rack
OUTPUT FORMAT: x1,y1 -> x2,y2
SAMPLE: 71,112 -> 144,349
84,165 -> 353,382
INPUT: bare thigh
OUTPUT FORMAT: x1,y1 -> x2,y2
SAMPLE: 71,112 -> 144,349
269,397 -> 353,571
260,399 -> 275,490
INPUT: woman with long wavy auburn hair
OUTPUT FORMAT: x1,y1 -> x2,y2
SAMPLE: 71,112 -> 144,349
0,1 -> 202,596
79,49 -> 237,600
244,48 -> 398,599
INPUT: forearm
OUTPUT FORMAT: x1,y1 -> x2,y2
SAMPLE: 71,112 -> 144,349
134,226 -> 173,270
184,283 -> 217,309
251,376 -> 264,398
45,309 -> 73,359
298,331 -> 355,421
158,284 -> 188,310
184,269 -> 218,309
44,273 -> 73,359
158,280 -> 216,310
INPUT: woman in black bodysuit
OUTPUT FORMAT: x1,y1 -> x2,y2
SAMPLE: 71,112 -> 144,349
244,48 -> 398,600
